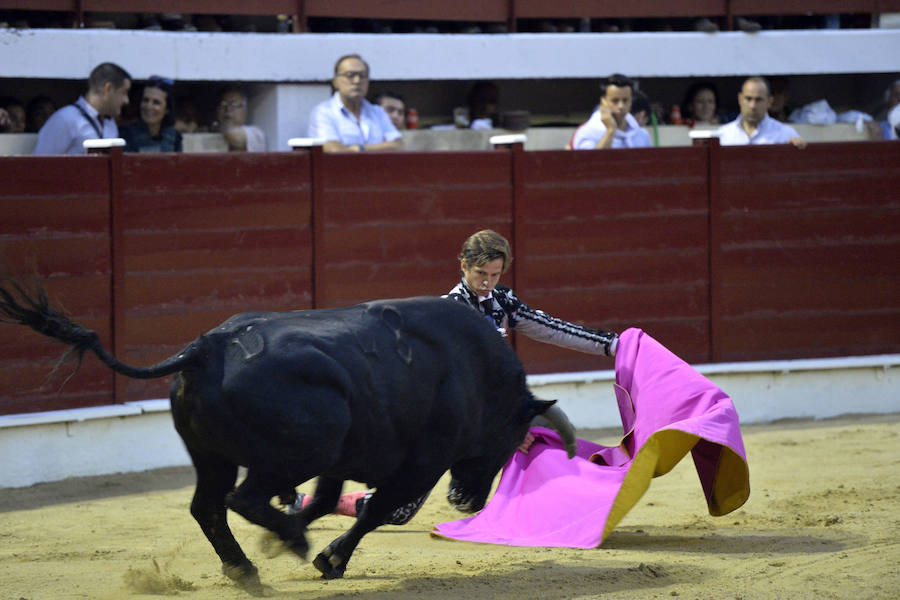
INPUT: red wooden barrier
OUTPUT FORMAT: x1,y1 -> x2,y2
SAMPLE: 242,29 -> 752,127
114,152 -> 314,401
1,0 -> 893,29
314,151 -> 513,308
0,156 -> 114,413
712,141 -> 900,362
515,146 -> 712,373
2,142 -> 898,415
514,1 -> 728,19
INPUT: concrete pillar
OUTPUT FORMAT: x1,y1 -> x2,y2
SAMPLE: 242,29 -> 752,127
253,82 -> 331,151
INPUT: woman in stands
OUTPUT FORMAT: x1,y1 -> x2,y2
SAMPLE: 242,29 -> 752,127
120,75 -> 182,153
681,81 -> 722,126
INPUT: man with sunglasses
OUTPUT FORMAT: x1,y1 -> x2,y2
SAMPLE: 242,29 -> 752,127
308,54 -> 402,153
33,62 -> 131,155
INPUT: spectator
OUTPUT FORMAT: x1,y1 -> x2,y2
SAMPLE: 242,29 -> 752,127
887,103 -> 900,140
630,90 -> 652,127
768,76 -> 793,122
717,76 -> 806,148
681,81 -> 721,125
867,79 -> 900,140
467,81 -> 499,129
375,91 -> 406,131
213,87 -> 266,152
308,53 -> 402,153
32,62 -> 131,155
120,76 -> 182,153
0,97 -> 26,133
174,96 -> 206,134
570,73 -> 652,149
26,95 -> 56,133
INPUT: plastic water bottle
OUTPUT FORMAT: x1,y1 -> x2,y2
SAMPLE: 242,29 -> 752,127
406,108 -> 419,130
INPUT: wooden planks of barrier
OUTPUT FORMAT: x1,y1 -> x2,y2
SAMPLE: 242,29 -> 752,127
0,156 -> 114,413
112,152 -> 314,402
1,142 -> 898,414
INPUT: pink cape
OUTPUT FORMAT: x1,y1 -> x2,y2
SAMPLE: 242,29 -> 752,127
432,328 -> 750,548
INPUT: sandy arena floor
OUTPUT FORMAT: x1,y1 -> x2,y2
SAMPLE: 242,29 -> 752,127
1,413 -> 898,599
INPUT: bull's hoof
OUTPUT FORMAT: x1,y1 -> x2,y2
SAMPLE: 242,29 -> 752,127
286,536 -> 310,561
259,531 -> 285,558
313,546 -> 346,580
222,562 -> 265,596
259,530 -> 309,561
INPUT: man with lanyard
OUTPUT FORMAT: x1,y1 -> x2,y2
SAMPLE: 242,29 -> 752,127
307,53 -> 402,153
33,62 -> 131,155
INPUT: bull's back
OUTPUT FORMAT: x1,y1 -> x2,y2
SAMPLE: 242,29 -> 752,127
192,298 -> 524,475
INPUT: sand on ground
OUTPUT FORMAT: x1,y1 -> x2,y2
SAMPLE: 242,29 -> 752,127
1,413 -> 898,600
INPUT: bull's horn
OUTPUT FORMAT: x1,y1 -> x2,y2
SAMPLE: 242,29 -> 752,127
533,402 -> 577,459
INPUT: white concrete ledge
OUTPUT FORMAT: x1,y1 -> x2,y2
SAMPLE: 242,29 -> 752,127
0,403 -> 141,428
0,398 -> 170,429
3,29 -> 899,81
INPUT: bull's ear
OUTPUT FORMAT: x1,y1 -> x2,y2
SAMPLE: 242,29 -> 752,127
525,398 -> 556,419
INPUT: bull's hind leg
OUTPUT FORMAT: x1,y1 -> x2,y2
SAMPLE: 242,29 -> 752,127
225,469 -> 313,561
187,451 -> 264,595
313,468 -> 442,579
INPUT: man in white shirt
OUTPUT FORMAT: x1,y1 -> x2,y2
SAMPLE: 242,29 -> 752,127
214,87 -> 266,152
717,77 -> 807,148
570,74 -> 652,150
33,62 -> 131,155
308,54 -> 402,153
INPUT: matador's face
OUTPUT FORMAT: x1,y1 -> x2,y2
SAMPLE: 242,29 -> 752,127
461,258 -> 504,297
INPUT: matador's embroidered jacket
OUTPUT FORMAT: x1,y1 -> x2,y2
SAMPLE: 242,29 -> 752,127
445,279 -> 618,356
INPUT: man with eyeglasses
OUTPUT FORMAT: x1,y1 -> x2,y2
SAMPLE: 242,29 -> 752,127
33,62 -> 131,155
214,87 -> 266,152
308,54 -> 402,153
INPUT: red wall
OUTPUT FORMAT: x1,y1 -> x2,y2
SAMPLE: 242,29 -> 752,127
711,141 -> 900,361
1,141 -> 898,415
114,152 -> 314,401
515,147 -> 712,371
316,151 -> 513,306
0,157 -> 113,413
9,1 -> 897,24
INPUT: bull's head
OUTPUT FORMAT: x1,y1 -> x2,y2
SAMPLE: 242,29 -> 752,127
446,397 -> 575,513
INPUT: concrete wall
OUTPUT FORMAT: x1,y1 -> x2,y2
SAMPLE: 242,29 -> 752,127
4,29 -> 899,81
2,354 -> 897,489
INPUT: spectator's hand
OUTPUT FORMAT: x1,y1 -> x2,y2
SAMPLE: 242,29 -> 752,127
599,103 -> 617,132
789,136 -> 807,149
517,431 -> 535,454
0,108 -> 10,132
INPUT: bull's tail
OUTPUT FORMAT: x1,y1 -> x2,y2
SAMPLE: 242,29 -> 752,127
0,278 -> 203,381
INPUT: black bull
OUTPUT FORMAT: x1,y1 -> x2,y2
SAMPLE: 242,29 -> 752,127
0,283 -> 573,589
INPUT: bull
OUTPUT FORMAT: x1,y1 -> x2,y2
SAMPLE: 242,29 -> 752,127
0,280 -> 573,591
